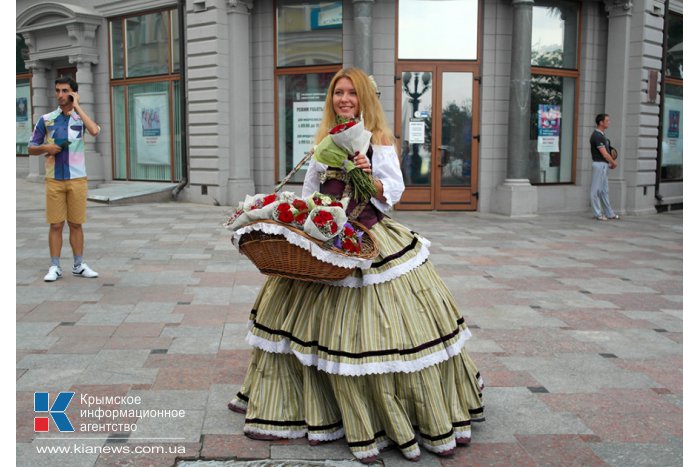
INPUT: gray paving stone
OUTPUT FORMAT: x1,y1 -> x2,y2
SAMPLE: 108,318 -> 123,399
468,305 -> 566,329
499,353 -> 657,393
202,384 -> 246,435
513,290 -> 618,309
470,387 -> 592,443
15,322 -> 60,339
17,354 -> 95,369
442,275 -> 510,290
16,368 -> 84,391
220,323 -> 252,350
481,265 -> 556,279
76,311 -> 129,326
124,312 -> 184,324
16,336 -> 60,350
162,325 -> 224,338
271,441 -> 354,460
569,329 -> 682,359
557,278 -> 657,294
590,439 -> 683,467
74,368 -> 159,385
87,350 -> 152,370
168,336 -> 221,354
621,310 -> 682,332
187,286 -> 235,305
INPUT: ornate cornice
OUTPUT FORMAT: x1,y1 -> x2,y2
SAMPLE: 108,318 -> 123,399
604,0 -> 634,16
227,0 -> 254,13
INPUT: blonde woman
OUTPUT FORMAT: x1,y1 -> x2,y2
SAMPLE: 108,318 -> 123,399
229,68 -> 485,463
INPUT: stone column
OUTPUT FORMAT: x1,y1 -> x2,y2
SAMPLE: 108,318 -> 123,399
352,0 -> 374,74
70,56 -> 104,184
603,0 -> 633,215
24,57 -> 51,183
494,0 -> 537,216
226,0 -> 255,205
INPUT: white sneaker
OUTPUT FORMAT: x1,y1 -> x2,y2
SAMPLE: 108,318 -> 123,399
72,262 -> 99,278
44,265 -> 63,282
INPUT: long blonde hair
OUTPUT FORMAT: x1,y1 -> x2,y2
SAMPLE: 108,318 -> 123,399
314,68 -> 395,148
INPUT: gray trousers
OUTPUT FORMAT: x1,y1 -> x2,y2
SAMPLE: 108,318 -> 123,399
590,161 -> 616,218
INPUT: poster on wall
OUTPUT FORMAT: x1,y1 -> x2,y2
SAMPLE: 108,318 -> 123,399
537,104 -> 561,152
662,98 -> 682,166
133,92 -> 170,165
16,83 -> 32,148
293,98 -> 325,165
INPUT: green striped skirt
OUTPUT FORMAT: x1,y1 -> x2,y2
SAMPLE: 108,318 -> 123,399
231,216 -> 485,461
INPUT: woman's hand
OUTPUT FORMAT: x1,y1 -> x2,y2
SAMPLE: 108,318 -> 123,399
353,151 -> 372,174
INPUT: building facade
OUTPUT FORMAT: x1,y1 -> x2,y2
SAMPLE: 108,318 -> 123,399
16,0 -> 683,215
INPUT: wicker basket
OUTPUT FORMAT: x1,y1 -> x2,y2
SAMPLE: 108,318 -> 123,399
234,220 -> 379,283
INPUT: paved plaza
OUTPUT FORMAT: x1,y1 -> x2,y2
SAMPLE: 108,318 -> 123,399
16,175 -> 683,466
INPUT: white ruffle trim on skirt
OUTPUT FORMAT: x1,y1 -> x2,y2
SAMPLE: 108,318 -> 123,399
246,326 -> 472,377
421,438 -> 457,454
455,427 -> 472,440
308,427 -> 345,442
233,222 -> 374,270
328,240 -> 431,288
243,425 -> 307,439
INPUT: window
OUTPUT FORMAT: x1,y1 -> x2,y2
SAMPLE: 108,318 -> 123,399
528,0 -> 579,185
109,9 -> 183,182
277,0 -> 342,67
398,0 -> 479,60
16,34 -> 32,156
275,0 -> 342,183
659,12 -> 682,182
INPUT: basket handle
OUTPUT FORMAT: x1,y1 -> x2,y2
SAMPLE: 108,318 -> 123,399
273,150 -> 315,193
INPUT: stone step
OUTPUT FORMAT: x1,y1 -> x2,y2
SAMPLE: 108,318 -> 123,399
88,181 -> 180,205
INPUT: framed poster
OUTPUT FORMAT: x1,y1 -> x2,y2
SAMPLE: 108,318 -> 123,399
16,81 -> 32,151
292,99 -> 325,165
537,104 -> 561,152
133,92 -> 170,165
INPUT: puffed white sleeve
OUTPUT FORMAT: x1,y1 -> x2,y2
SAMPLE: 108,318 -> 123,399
301,158 -> 327,198
370,145 -> 405,213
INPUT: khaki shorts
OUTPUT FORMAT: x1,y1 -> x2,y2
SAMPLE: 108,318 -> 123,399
46,178 -> 88,224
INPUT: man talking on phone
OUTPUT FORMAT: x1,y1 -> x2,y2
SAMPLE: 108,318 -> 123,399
28,76 -> 101,282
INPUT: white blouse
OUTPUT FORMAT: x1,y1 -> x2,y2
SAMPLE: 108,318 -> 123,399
301,145 -> 405,213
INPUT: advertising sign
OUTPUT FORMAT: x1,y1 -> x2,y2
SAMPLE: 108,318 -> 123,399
293,97 -> 325,165
537,104 -> 561,152
134,92 -> 170,165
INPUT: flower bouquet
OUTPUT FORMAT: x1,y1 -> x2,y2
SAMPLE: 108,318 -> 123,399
226,191 -> 379,282
314,116 -> 376,202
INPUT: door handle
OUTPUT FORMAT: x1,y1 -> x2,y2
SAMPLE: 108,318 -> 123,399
437,146 -> 448,167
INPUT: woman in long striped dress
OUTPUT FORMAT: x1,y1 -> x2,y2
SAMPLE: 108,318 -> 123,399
228,67 -> 485,463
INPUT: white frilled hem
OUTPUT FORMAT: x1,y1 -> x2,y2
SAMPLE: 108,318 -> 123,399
246,327 -> 472,377
232,222 -> 374,270
328,237 -> 431,288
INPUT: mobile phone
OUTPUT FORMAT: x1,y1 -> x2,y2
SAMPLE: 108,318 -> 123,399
69,95 -> 74,102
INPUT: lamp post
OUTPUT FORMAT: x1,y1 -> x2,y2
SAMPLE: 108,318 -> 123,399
402,71 -> 431,183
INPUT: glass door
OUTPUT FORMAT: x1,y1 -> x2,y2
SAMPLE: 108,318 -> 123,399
396,64 -> 479,210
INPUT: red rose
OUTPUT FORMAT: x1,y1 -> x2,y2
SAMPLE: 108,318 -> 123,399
313,197 -> 322,205
295,212 -> 308,224
314,211 -> 332,223
342,239 -> 355,252
292,199 -> 308,211
263,194 -> 277,206
278,210 -> 294,223
330,201 -> 343,207
329,221 -> 338,234
343,226 -> 354,237
277,202 -> 291,212
329,120 -> 357,135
